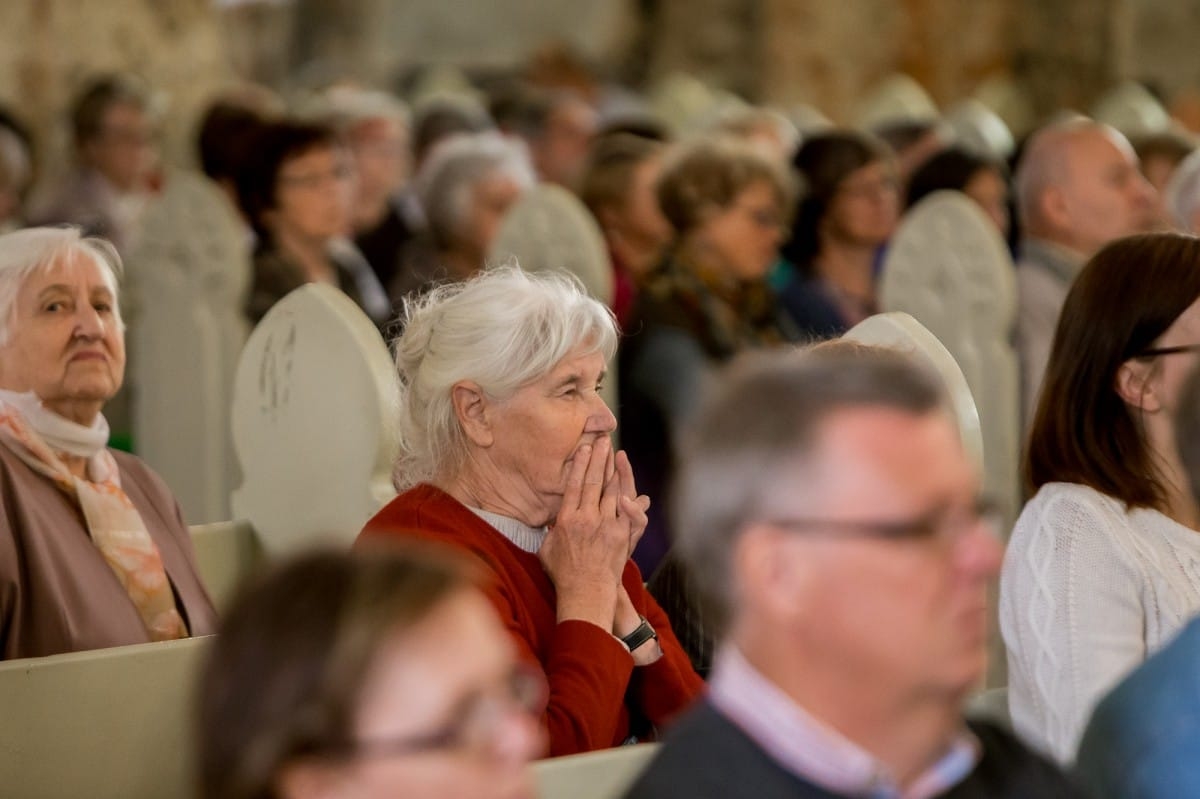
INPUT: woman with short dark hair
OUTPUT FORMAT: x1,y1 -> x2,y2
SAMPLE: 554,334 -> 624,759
1001,232 -> 1200,762
236,120 -> 388,326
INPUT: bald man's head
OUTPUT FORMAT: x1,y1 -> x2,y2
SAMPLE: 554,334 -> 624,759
1015,119 -> 1156,257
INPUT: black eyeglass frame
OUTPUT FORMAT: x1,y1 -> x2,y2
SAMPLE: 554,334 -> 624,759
1134,344 -> 1200,359
757,497 -> 1000,543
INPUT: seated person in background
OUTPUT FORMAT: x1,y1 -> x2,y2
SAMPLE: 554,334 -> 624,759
197,546 -> 543,799
621,135 -> 797,576
1012,118 -> 1156,424
578,132 -> 673,328
1001,233 -> 1200,762
0,105 -> 34,232
31,74 -> 159,255
777,131 -> 899,339
872,118 -> 950,188
1163,147 -> 1200,233
392,132 -> 534,303
0,227 -> 216,659
236,120 -> 389,326
625,343 -> 1082,799
358,266 -> 703,756
906,146 -> 1011,238
321,86 -> 416,293
1132,129 -> 1196,227
495,86 -> 597,188
1076,363 -> 1200,797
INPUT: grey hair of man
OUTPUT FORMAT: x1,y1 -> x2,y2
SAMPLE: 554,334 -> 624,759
1164,149 -> 1200,233
0,226 -> 123,346
414,131 -> 536,252
1012,116 -> 1122,233
672,341 -> 950,638
391,263 -> 617,490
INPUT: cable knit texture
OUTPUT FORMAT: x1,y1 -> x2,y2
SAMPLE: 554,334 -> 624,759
999,482 -> 1200,763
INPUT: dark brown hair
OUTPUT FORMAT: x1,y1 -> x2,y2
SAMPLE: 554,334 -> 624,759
782,130 -> 892,274
234,120 -> 341,240
578,132 -> 664,221
1026,233 -> 1200,508
196,544 -> 472,799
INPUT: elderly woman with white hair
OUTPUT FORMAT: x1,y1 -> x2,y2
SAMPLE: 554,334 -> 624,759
358,265 -> 703,756
0,226 -> 216,660
390,132 -> 534,302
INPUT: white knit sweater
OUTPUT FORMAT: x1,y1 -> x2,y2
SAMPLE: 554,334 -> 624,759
999,482 -> 1200,763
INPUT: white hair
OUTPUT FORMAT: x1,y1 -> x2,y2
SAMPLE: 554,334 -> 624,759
391,263 -> 617,489
0,226 -> 123,346
1165,149 -> 1200,233
414,131 -> 535,250
312,85 -> 411,131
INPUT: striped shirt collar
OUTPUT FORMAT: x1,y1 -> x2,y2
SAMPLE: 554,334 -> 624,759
709,645 -> 979,799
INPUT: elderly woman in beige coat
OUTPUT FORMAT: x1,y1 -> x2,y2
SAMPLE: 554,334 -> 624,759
0,226 -> 216,659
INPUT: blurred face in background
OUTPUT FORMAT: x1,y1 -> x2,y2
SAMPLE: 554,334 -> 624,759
348,117 -> 410,231
278,588 -> 544,799
601,154 -> 673,279
823,160 -> 900,248
82,101 -> 156,194
267,144 -> 355,244
963,166 -> 1011,237
702,179 -> 787,282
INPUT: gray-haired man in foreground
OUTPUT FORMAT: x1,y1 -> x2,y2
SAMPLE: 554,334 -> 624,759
625,343 -> 1084,799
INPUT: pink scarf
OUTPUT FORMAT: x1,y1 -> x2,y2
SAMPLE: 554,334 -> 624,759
0,392 -> 187,642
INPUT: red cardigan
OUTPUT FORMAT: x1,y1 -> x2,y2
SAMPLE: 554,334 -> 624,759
357,483 -> 704,756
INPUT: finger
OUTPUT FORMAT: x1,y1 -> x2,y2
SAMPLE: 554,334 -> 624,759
562,443 -> 592,512
604,443 -> 615,485
620,495 -> 649,532
581,437 -> 610,509
616,450 -> 638,500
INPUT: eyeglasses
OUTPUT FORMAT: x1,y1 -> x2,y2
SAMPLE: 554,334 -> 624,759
1134,343 -> 1200,359
734,204 -> 784,230
760,497 -> 1000,545
837,175 -> 900,201
278,164 -> 356,191
339,662 -> 546,761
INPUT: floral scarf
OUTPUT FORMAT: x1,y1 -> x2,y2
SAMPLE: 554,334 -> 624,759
0,391 -> 187,641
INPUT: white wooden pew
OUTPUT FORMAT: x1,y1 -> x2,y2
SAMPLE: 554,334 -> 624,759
535,743 -> 661,799
0,636 -> 213,799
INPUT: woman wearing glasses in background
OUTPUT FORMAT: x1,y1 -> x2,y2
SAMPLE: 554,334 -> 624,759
235,120 -> 389,327
776,130 -> 899,340
1000,233 -> 1200,763
619,135 -> 797,578
197,546 -> 543,799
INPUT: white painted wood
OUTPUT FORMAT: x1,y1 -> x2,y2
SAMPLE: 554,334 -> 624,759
231,284 -> 399,557
535,743 -> 660,799
0,636 -> 213,799
125,169 -> 251,524
877,191 -> 1020,532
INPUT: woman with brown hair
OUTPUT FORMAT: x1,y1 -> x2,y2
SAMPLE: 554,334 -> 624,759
618,135 -> 797,575
777,130 -> 899,339
1000,232 -> 1200,763
197,546 -> 543,799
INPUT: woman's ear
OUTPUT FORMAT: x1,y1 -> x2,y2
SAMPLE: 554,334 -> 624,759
1115,359 -> 1164,413
451,381 -> 495,447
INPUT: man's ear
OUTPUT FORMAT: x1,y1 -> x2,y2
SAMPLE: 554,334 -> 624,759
451,380 -> 495,447
1041,185 -> 1071,232
735,526 -> 812,626
1115,359 -> 1163,413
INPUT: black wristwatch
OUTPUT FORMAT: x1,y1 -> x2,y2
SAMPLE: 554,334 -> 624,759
621,615 -> 658,651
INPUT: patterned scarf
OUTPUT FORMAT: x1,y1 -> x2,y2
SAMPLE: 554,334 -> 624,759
0,391 -> 187,641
